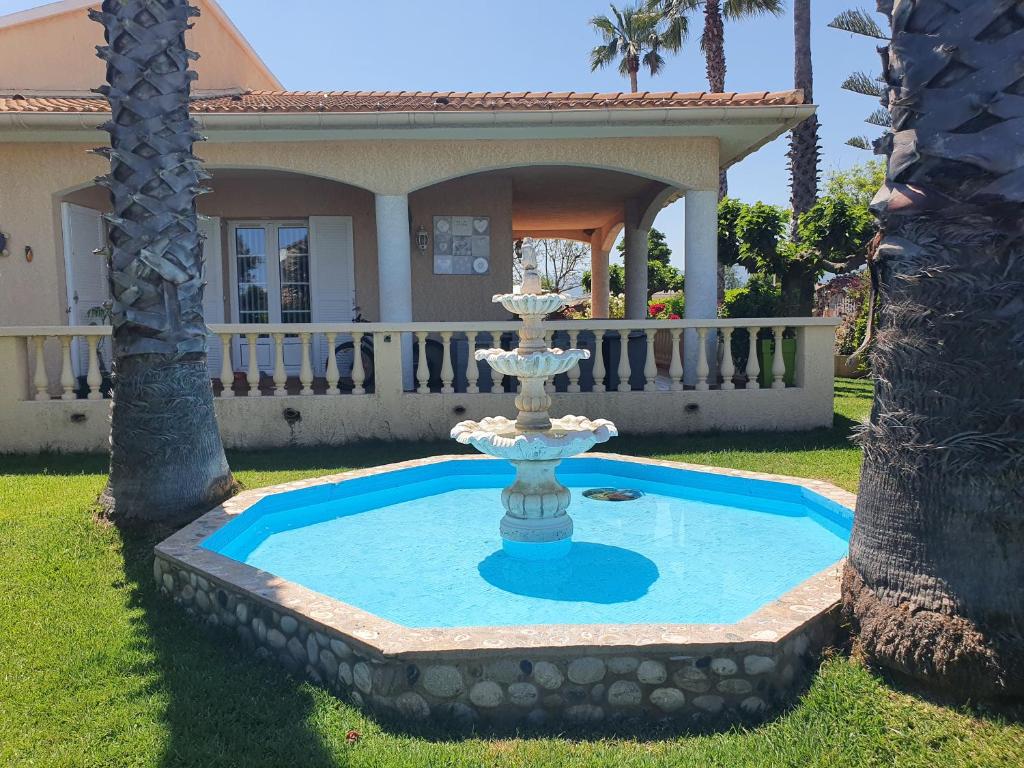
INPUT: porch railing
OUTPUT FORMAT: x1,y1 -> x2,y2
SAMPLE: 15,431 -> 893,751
2,318 -> 840,401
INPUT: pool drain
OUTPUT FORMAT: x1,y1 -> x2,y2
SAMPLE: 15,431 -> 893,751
582,488 -> 644,501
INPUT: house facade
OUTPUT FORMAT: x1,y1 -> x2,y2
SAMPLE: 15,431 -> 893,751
0,0 -> 839,453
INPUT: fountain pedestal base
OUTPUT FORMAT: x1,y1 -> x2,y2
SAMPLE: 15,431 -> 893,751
499,459 -> 573,559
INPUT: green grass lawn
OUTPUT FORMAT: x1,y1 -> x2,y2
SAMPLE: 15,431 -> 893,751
2,378 -> 1022,767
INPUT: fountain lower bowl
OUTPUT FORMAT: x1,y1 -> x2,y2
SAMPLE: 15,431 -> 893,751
450,415 -> 617,460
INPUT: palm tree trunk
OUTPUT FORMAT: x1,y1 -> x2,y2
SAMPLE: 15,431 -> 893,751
629,67 -> 639,93
842,0 -> 1024,699
93,0 -> 233,524
788,0 -> 819,233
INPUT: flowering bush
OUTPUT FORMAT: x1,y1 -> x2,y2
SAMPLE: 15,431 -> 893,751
648,294 -> 684,319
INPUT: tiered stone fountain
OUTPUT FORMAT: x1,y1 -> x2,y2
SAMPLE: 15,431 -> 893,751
451,245 -> 617,559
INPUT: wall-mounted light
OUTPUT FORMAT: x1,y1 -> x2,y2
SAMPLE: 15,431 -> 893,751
24,245 -> 33,263
0,231 -> 9,256
415,225 -> 429,255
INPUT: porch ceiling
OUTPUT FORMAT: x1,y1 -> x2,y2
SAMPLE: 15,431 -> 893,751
502,166 -> 666,239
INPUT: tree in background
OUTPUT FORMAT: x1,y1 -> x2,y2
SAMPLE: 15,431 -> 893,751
514,238 -> 590,294
92,0 -> 233,523
718,186 -> 874,316
648,0 -> 783,196
584,228 -> 683,300
589,4 -> 684,92
828,7 -> 891,150
843,0 -> 1024,699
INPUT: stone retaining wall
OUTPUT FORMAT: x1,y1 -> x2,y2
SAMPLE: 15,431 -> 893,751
154,554 -> 838,730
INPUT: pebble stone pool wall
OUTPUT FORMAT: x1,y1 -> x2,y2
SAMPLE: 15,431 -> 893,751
154,454 -> 854,730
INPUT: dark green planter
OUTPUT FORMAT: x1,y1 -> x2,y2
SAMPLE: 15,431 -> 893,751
758,338 -> 796,388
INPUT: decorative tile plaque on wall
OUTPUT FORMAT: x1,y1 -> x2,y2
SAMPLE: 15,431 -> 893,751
434,216 -> 490,275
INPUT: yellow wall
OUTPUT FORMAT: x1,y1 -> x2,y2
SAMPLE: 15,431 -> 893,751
0,135 -> 718,327
0,0 -> 279,92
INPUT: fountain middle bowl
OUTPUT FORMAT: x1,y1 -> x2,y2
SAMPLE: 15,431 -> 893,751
476,347 -> 589,378
450,415 -> 617,460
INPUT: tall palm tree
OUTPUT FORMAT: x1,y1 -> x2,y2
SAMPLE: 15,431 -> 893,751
788,0 -> 818,231
589,4 -> 684,93
649,0 -> 783,196
91,0 -> 234,523
844,0 -> 1024,698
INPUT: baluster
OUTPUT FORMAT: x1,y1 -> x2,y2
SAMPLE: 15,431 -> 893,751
272,332 -> 287,396
745,326 -> 761,390
771,326 -> 787,389
490,332 -> 504,394
245,332 -> 260,396
33,336 -> 49,401
299,332 -> 314,395
324,332 -> 340,395
616,330 -> 631,392
86,336 -> 102,400
567,330 -> 581,393
695,327 -> 710,391
465,332 -> 480,394
544,332 -> 554,394
440,331 -> 455,394
643,328 -> 658,392
720,328 -> 736,390
350,332 -> 365,395
218,333 -> 234,398
592,330 -> 606,393
669,328 -> 684,391
416,332 -> 430,393
60,336 -> 75,400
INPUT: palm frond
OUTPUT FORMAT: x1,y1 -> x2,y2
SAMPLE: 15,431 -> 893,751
643,49 -> 666,75
590,42 -> 619,72
828,8 -> 887,39
723,0 -> 784,20
866,108 -> 892,128
846,136 -> 874,150
842,71 -> 886,98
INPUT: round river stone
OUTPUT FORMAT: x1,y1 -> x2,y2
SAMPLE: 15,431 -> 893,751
636,660 -> 667,684
532,661 -> 563,690
567,657 -> 605,685
649,687 -> 686,712
422,665 -> 464,698
469,681 -> 503,708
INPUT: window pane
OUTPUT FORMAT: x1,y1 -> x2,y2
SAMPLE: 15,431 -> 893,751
279,226 -> 311,324
236,228 -> 268,324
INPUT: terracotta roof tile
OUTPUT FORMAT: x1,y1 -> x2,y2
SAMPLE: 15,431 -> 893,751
0,89 -> 805,115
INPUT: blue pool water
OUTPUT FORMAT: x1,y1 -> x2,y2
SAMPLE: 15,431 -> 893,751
202,458 -> 851,628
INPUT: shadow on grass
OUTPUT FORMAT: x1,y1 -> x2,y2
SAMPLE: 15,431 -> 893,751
115,525 -> 345,768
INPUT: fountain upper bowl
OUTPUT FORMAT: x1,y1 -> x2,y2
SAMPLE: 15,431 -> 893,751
493,292 -> 567,317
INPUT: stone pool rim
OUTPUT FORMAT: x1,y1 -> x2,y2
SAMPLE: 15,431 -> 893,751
154,452 -> 855,659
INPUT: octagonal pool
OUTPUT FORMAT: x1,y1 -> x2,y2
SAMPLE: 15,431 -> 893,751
201,457 -> 850,628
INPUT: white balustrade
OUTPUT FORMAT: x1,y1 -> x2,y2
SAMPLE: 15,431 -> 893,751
2,318 -> 828,407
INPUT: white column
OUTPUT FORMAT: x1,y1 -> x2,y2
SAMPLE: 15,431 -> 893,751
375,193 -> 414,390
589,230 -> 610,319
623,199 -> 648,321
683,189 -> 718,385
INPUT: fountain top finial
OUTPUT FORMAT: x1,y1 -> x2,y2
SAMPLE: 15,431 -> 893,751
520,244 -> 543,296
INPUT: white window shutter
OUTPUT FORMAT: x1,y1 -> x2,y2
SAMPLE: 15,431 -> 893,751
199,216 -> 225,376
62,203 -> 109,377
309,216 -> 355,375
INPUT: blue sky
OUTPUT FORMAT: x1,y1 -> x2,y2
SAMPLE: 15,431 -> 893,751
2,0 -> 885,269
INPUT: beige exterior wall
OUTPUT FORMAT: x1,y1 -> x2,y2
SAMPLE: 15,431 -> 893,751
0,135 -> 718,328
409,175 -> 513,322
0,0 -> 280,92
